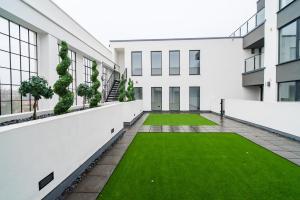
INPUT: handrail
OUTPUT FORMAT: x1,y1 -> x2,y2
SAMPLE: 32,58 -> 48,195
244,53 -> 264,73
230,8 -> 265,37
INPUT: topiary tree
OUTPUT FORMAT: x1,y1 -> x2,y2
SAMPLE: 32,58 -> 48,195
19,76 -> 54,120
53,41 -> 74,115
90,60 -> 101,108
126,78 -> 135,101
77,83 -> 92,109
118,74 -> 127,102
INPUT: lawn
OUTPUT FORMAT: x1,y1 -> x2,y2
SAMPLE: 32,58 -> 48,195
143,113 -> 217,126
98,133 -> 300,200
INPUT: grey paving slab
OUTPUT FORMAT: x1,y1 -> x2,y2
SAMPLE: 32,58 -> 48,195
88,165 -> 115,177
66,193 -> 99,200
73,176 -> 107,193
97,155 -> 122,165
288,159 -> 300,166
272,151 -> 300,159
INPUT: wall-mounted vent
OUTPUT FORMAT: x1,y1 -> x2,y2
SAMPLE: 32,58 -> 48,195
39,172 -> 54,190
111,128 -> 114,134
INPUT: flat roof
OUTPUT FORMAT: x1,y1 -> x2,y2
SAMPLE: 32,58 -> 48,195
110,36 -> 242,43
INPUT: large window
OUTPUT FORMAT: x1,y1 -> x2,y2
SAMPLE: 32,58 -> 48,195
189,50 -> 200,75
84,57 -> 92,86
169,87 -> 180,111
131,51 -> 142,76
280,0 -> 295,9
189,87 -> 200,111
134,87 -> 143,100
278,81 -> 300,101
151,51 -> 162,76
0,16 -> 38,115
169,50 -> 180,75
279,21 -> 298,63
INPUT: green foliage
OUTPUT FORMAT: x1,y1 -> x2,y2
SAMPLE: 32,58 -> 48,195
90,60 -> 101,108
19,76 -> 53,119
126,78 -> 135,101
118,74 -> 127,102
53,41 -> 74,115
77,83 -> 92,108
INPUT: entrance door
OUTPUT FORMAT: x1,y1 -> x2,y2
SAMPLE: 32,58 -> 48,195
169,87 -> 180,111
151,87 -> 162,111
189,87 -> 200,111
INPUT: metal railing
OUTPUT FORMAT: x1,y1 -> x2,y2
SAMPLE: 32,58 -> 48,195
244,53 -> 264,73
230,8 -> 265,37
103,66 -> 127,101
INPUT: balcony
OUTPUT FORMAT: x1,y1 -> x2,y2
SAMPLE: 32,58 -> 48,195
242,54 -> 265,86
230,8 -> 265,49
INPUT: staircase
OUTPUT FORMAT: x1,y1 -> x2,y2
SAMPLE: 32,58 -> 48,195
106,80 -> 120,102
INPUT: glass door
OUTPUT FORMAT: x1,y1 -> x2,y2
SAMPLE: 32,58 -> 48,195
151,87 -> 162,111
189,87 -> 200,111
169,87 -> 180,111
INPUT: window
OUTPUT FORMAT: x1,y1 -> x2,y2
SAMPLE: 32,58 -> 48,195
134,87 -> 143,100
169,50 -> 180,75
58,46 -> 77,105
279,21 -> 297,63
279,0 -> 295,9
189,50 -> 200,75
189,87 -> 200,111
151,51 -> 162,76
169,87 -> 180,111
278,81 -> 300,101
0,16 -> 38,115
131,51 -> 142,76
84,58 -> 92,86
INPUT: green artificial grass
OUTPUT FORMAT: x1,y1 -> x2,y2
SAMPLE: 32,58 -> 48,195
143,113 -> 217,126
98,133 -> 300,200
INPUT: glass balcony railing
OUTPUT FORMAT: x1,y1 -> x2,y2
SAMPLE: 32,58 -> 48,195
230,8 -> 265,37
244,54 -> 264,73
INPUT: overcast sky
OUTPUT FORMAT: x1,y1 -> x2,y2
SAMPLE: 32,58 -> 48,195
52,0 -> 257,47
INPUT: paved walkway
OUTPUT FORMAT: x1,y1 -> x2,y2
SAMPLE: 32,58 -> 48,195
64,112 -> 300,200
64,114 -> 148,200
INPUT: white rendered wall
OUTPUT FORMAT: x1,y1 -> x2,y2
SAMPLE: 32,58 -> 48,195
263,0 -> 279,102
111,38 -> 260,111
224,99 -> 300,138
0,100 -> 143,200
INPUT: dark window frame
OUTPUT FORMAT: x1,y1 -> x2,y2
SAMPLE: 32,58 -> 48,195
279,0 -> 296,11
189,50 -> 201,75
131,51 -> 142,76
151,87 -> 162,111
83,57 -> 92,86
278,18 -> 300,64
169,87 -> 180,111
169,50 -> 180,76
134,87 -> 143,100
277,80 -> 300,101
189,86 -> 200,111
151,51 -> 162,76
0,15 -> 38,115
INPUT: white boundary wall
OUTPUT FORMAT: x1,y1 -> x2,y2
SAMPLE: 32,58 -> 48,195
0,100 -> 143,200
224,99 -> 300,138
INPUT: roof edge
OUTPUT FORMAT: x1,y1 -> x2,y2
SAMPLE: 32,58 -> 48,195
110,36 -> 242,43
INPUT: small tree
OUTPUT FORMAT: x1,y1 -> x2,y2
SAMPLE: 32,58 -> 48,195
53,41 -> 74,115
77,83 -> 92,109
19,76 -> 54,120
118,74 -> 127,102
126,78 -> 135,101
90,60 -> 101,108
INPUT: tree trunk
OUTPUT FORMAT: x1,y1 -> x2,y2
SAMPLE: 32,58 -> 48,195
33,99 -> 37,120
